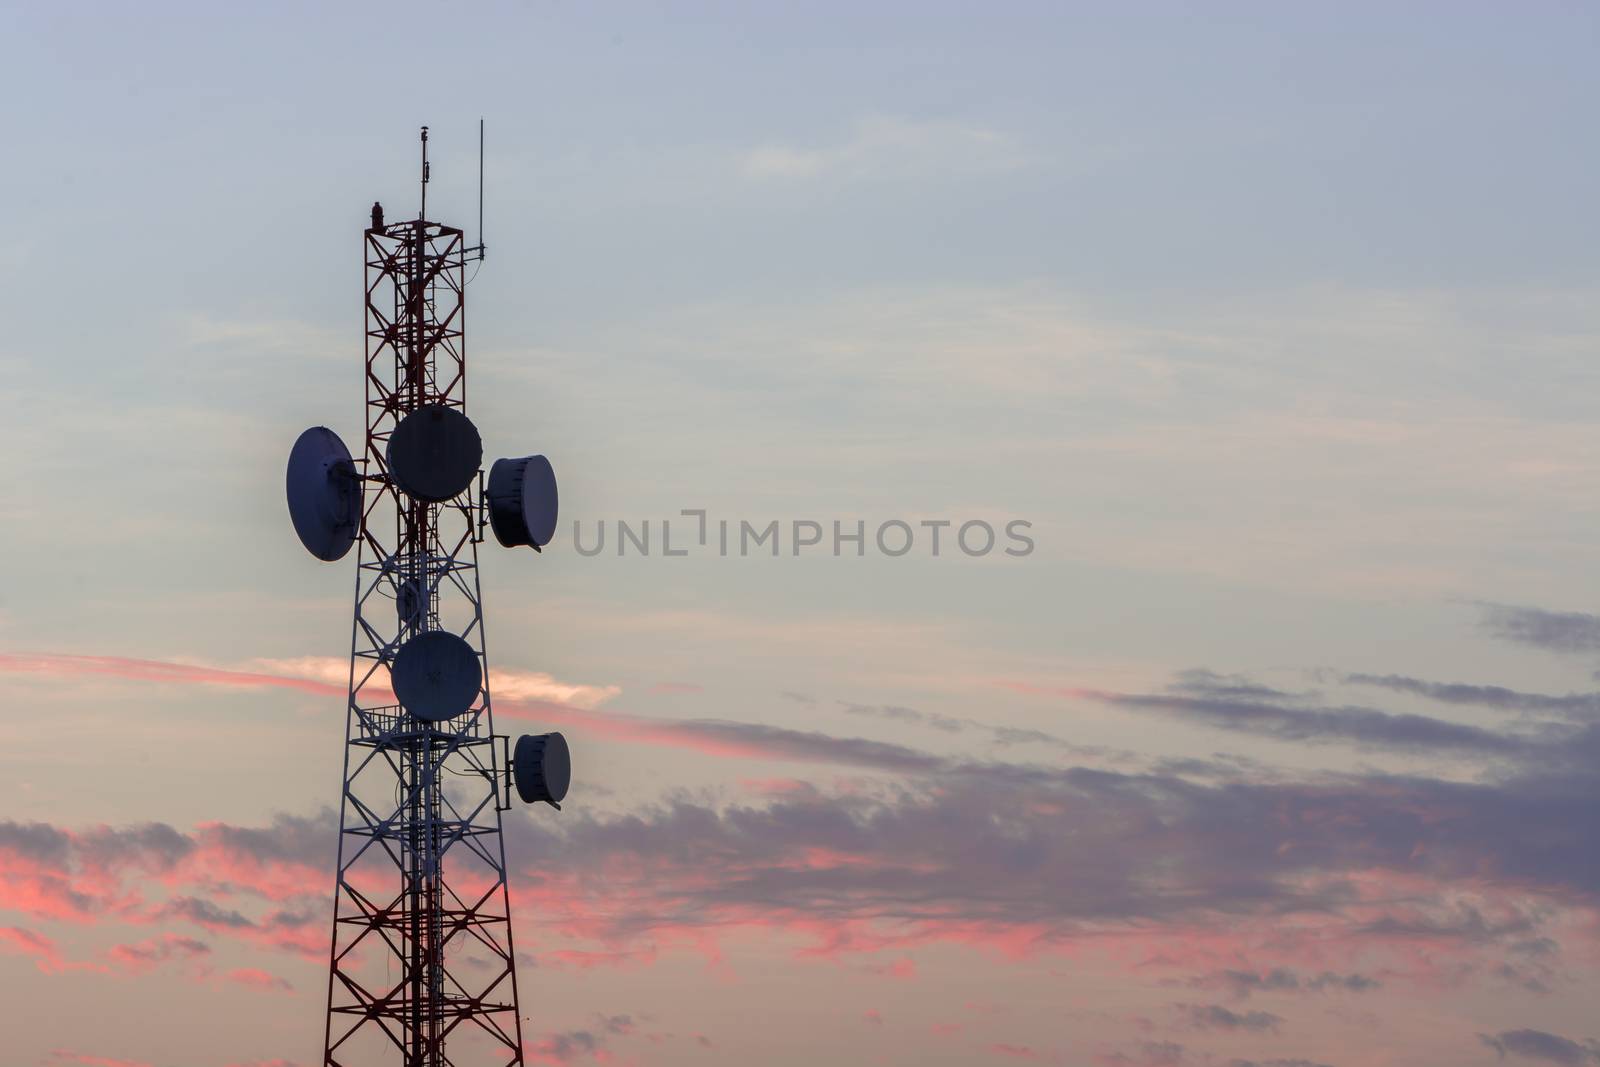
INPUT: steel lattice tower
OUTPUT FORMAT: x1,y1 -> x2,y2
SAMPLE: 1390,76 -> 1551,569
289,128 -> 568,1067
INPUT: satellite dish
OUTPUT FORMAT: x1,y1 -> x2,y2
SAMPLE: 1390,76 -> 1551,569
386,405 -> 483,503
486,455 -> 559,550
513,732 -> 570,808
391,630 -> 482,722
287,427 -> 360,561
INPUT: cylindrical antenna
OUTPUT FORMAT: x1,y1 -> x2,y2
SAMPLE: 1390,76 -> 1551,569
420,125 -> 430,219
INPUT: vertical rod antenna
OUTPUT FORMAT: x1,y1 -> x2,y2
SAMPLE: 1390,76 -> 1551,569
477,118 -> 486,260
420,125 -> 430,219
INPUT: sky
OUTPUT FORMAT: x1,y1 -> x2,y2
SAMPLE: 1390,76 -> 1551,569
3,2 -> 1600,1065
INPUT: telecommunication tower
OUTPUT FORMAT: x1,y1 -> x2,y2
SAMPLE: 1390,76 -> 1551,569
287,125 -> 569,1067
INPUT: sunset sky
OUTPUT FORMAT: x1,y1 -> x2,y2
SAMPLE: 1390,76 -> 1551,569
5,3 -> 1600,1066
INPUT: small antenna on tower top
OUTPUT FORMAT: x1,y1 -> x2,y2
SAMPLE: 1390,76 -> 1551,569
419,125 -> 431,219
476,118 -> 486,262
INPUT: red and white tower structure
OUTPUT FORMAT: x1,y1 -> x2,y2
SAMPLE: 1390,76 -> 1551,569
286,126 -> 569,1067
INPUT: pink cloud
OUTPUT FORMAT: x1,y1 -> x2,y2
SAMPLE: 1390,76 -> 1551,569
866,956 -> 917,979
105,932 -> 210,973
0,653 -> 343,698
0,652 -> 620,710
224,966 -> 294,992
46,1053 -> 153,1067
0,651 -> 906,774
0,924 -> 65,971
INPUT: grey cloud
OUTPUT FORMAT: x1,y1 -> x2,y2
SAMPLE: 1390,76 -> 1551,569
1305,972 -> 1379,993
525,1015 -> 635,1064
9,714 -> 1600,973
1192,968 -> 1378,999
839,701 -> 965,733
989,725 -> 1069,746
1214,969 -> 1300,996
1177,1004 -> 1281,1033
499,736 -> 1600,952
1357,906 -> 1541,945
526,1030 -> 600,1063
1063,660 -> 1600,762
676,719 -> 948,775
1479,1029 -> 1600,1065
1512,937 -> 1560,957
665,717 -> 1121,786
1101,1041 -> 1185,1067
835,698 -> 1099,755
73,822 -> 195,869
113,935 -> 210,963
0,810 -> 333,921
1170,669 -> 1301,702
1343,673 -> 1600,720
1090,688 -> 1537,757
0,822 -> 73,864
200,812 -> 333,871
1480,604 -> 1600,656
1493,961 -> 1553,996
162,896 -> 253,928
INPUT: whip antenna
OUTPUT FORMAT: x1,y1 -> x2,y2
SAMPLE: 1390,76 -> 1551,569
478,118 -> 486,261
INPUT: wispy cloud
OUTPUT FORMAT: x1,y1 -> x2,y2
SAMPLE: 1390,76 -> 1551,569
1187,967 -> 1379,1001
105,933 -> 210,974
0,652 -> 620,710
1479,1029 -> 1600,1065
1175,1003 -> 1281,1034
1343,672 -> 1600,719
0,649 -> 1009,776
1480,603 -> 1600,657
1005,673 -> 1563,759
46,1052 -> 153,1067
0,924 -> 73,973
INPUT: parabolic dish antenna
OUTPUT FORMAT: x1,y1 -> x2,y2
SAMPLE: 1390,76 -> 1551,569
513,732 -> 571,808
386,404 -> 483,503
391,630 -> 482,722
487,455 -> 559,550
287,427 -> 361,562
